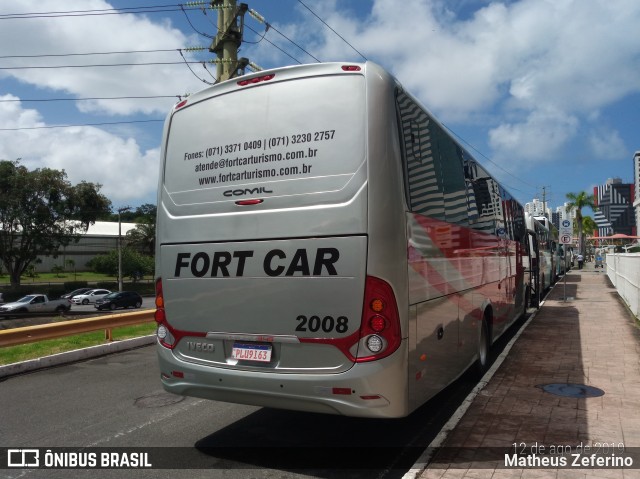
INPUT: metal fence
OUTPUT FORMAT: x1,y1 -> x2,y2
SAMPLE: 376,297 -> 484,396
0,310 -> 155,347
606,254 -> 640,319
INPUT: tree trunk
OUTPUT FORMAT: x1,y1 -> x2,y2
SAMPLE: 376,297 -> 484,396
7,260 -> 25,288
9,269 -> 21,288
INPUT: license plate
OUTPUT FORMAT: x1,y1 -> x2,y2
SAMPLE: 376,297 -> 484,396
232,343 -> 272,363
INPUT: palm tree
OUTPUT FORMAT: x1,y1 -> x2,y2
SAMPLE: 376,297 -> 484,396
126,220 -> 156,256
565,191 -> 595,255
581,216 -> 597,257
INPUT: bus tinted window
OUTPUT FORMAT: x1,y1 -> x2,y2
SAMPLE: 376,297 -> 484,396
163,75 -> 366,204
397,91 -> 445,221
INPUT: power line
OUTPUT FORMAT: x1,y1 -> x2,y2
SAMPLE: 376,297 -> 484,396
0,95 -> 180,103
442,122 -> 538,193
0,48 -> 182,59
296,0 -> 367,61
0,61 -> 202,70
0,4 -> 192,20
263,22 -> 321,63
178,48 -> 215,85
0,119 -> 164,131
244,23 -> 303,64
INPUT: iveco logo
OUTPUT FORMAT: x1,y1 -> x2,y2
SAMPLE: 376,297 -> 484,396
187,341 -> 215,352
223,187 -> 273,197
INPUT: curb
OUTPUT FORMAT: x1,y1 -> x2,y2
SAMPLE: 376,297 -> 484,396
0,335 -> 156,379
401,295 -> 547,479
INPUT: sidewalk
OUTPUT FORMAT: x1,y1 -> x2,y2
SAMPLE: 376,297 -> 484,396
419,262 -> 640,478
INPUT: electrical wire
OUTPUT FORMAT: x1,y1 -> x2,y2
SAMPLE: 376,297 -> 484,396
264,22 -> 320,63
244,23 -> 302,64
0,96 -> 179,103
0,61 -> 201,70
180,4 -> 215,40
0,119 -> 164,131
0,49 -> 181,59
0,4 -> 192,20
443,123 -> 538,193
296,0 -> 367,61
178,49 -> 215,85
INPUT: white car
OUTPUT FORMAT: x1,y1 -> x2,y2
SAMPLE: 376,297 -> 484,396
71,289 -> 111,305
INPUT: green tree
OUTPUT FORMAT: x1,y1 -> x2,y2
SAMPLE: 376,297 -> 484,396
581,216 -> 597,255
126,219 -> 156,256
51,264 -> 65,278
581,216 -> 597,237
565,191 -> 596,255
101,203 -> 156,223
87,248 -> 154,278
0,160 -> 112,287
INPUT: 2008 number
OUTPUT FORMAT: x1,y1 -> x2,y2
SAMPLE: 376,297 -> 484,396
296,315 -> 348,333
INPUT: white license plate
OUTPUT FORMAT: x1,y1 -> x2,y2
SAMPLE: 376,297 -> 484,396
232,343 -> 272,363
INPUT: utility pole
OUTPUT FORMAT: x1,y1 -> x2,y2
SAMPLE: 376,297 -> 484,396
210,0 -> 249,82
117,206 -> 131,292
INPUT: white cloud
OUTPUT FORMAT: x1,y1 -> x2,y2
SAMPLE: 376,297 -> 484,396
488,107 -> 579,161
291,0 -> 640,160
0,0 -> 203,116
588,128 -> 627,161
0,96 -> 158,203
2,0 -> 639,208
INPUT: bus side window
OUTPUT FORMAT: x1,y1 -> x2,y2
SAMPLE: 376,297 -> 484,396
463,158 -> 497,234
431,125 -> 468,226
396,91 -> 445,221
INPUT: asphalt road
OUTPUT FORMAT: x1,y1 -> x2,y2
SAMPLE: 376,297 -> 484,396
0,313 -> 530,479
0,297 -> 156,330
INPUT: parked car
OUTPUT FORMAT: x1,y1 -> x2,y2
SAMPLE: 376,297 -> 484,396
0,294 -> 71,316
61,287 -> 93,299
94,291 -> 143,311
71,289 -> 111,305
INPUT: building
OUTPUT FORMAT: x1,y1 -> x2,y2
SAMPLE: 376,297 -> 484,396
634,151 -> 640,233
593,177 -> 636,237
35,221 -> 138,272
524,198 -> 546,217
552,203 -> 577,228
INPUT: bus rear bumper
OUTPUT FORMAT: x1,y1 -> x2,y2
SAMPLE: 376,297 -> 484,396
156,341 -> 409,418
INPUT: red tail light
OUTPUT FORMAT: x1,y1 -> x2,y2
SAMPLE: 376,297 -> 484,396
341,65 -> 361,72
356,276 -> 402,362
154,277 -> 205,350
299,275 -> 402,362
237,74 -> 275,86
297,276 -> 402,362
154,278 -> 172,348
154,278 -> 164,321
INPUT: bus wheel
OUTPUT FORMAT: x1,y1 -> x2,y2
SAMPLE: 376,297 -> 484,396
475,317 -> 491,378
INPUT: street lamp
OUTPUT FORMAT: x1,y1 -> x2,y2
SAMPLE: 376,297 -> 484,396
117,206 -> 131,292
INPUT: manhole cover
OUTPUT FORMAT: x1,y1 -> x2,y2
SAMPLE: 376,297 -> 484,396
134,391 -> 185,408
537,383 -> 604,398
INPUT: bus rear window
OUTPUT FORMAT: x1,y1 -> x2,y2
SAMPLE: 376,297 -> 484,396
163,75 -> 366,203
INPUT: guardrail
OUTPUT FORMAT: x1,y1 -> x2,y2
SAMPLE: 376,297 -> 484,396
0,310 -> 155,348
606,253 -> 640,320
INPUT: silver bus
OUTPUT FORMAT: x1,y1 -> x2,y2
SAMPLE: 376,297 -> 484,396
154,62 -> 528,418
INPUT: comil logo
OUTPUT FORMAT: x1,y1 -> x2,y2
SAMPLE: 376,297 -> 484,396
8,449 -> 39,467
223,187 -> 273,197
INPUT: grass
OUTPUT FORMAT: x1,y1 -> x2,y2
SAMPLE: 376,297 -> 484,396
0,272 -> 153,285
0,322 -> 157,366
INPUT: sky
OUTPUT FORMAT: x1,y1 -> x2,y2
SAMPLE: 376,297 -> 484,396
0,0 -> 638,214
